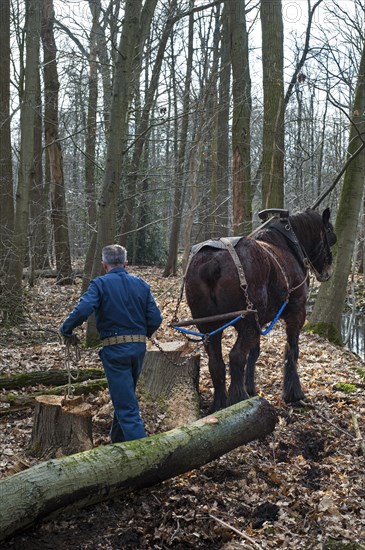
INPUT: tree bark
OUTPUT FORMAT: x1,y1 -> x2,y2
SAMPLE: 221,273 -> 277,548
226,0 -> 252,235
42,0 -> 73,285
29,395 -> 93,457
0,396 -> 277,542
163,1 -> 194,277
0,0 -> 14,309
140,341 -> 200,428
260,0 -> 284,209
6,0 -> 42,321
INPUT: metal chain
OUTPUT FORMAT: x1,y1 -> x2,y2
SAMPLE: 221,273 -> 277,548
64,339 -> 81,398
149,335 -> 203,368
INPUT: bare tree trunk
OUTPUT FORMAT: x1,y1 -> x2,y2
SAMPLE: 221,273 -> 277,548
260,0 -> 284,209
119,2 -> 177,247
0,0 -> 14,318
212,4 -> 230,237
6,0 -> 42,321
41,0 -> 72,285
226,0 -> 252,235
163,1 -> 194,277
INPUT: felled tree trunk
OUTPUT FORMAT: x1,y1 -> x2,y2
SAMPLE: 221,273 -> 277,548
0,396 -> 277,542
140,341 -> 200,428
0,368 -> 104,390
29,395 -> 93,457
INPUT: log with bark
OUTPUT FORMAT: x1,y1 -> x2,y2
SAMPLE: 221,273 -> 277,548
0,396 -> 277,542
0,368 -> 104,390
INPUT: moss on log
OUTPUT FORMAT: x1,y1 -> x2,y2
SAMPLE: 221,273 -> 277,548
0,396 -> 277,542
0,368 -> 104,390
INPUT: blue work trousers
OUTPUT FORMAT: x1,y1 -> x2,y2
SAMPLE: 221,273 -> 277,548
99,343 -> 146,443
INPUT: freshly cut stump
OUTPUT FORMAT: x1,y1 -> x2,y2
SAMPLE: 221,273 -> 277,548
29,395 -> 93,457
140,341 -> 200,429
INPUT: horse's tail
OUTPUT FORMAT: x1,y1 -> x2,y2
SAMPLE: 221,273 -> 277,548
198,257 -> 221,303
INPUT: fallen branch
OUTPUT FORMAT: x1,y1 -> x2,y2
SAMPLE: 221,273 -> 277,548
351,413 -> 365,457
209,513 -> 261,550
0,396 -> 277,542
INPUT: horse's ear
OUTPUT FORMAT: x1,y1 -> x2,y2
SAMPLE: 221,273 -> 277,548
322,207 -> 331,226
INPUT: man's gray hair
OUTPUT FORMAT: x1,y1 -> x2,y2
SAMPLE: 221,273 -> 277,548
102,245 -> 127,266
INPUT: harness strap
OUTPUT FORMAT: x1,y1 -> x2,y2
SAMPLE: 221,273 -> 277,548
256,240 -> 290,298
219,237 -> 248,289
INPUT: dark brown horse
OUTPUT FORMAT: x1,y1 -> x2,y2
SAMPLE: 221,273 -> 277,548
185,208 -> 337,412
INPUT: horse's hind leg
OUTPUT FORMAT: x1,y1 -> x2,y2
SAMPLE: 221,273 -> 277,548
245,342 -> 260,397
283,325 -> 305,403
205,333 -> 227,412
228,327 -> 257,405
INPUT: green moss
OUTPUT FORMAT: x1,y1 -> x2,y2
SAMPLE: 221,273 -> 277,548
323,539 -> 365,550
334,382 -> 357,393
355,367 -> 365,381
304,322 -> 343,346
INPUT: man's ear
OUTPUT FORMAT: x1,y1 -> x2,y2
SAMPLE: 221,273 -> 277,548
125,260 -> 129,267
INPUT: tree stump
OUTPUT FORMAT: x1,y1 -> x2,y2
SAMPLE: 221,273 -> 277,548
140,341 -> 200,429
29,395 -> 93,457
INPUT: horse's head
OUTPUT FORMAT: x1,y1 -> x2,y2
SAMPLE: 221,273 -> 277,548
296,207 -> 337,282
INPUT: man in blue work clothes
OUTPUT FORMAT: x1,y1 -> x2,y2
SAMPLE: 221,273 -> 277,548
59,244 -> 162,443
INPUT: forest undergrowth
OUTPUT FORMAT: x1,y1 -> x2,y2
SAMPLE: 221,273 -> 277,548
0,266 -> 364,550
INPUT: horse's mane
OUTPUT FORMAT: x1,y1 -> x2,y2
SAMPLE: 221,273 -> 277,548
254,209 -> 323,250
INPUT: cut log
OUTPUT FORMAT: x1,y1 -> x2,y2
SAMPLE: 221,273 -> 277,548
28,395 -> 93,457
140,341 -> 200,428
1,378 -> 108,410
0,368 -> 104,390
0,396 -> 277,542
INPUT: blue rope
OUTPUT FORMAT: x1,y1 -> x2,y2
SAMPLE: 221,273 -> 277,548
173,301 -> 288,341
259,300 -> 288,335
173,314 -> 243,341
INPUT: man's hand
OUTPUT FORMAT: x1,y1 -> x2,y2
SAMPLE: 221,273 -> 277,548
58,330 -> 80,346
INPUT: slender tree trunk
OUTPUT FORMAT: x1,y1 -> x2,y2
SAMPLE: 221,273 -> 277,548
42,0 -> 72,285
0,0 -> 14,318
84,12 -> 98,239
120,2 -> 177,247
226,0 -> 252,235
308,40 -> 365,343
163,1 -> 194,277
260,0 -> 284,209
6,0 -> 42,321
212,5 -> 230,237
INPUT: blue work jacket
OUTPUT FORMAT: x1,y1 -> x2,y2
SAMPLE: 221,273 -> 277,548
60,267 -> 162,339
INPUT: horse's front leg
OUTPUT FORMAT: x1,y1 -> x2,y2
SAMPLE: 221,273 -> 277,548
205,333 -> 227,412
283,323 -> 305,403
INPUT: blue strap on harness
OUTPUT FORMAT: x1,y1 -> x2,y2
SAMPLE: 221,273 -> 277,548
173,301 -> 288,341
259,300 -> 288,335
173,314 -> 243,340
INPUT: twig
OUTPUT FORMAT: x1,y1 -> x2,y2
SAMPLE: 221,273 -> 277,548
209,514 -> 261,550
351,413 -> 365,457
298,401 -> 353,438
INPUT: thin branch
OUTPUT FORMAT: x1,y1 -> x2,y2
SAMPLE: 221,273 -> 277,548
311,141 -> 365,209
209,514 -> 262,550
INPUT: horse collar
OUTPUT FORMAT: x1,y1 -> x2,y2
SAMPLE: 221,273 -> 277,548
269,220 -> 308,270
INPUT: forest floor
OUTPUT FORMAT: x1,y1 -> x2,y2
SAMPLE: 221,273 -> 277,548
0,266 -> 364,550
